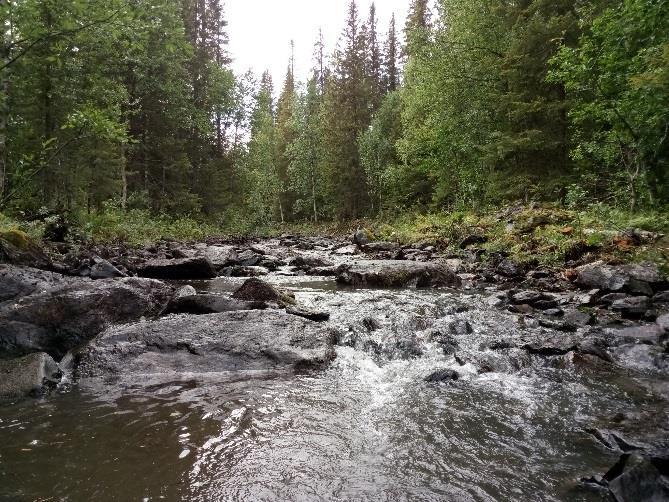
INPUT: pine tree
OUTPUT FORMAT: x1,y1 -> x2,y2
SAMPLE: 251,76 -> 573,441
322,0 -> 371,219
364,3 -> 383,110
383,14 -> 400,93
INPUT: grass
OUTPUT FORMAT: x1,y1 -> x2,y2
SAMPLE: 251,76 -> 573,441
1,203 -> 667,270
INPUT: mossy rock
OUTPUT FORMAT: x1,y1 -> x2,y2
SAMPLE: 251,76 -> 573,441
0,230 -> 51,269
0,229 -> 32,249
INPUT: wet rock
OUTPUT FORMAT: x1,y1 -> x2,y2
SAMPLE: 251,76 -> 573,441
0,265 -> 78,302
0,230 -> 52,270
424,369 -> 459,383
201,245 -> 238,268
653,292 -> 669,304
599,293 -> 632,306
285,306 -> 330,322
0,352 -> 61,398
459,235 -> 487,249
353,229 -> 370,246
508,290 -> 558,309
336,260 -> 461,288
611,344 -> 668,372
602,451 -> 669,502
0,277 -> 173,359
163,294 -> 267,315
574,261 -> 665,295
290,255 -> 333,270
522,335 -> 579,356
362,317 -> 382,331
585,428 -> 643,452
137,257 -> 217,280
173,285 -> 197,299
88,257 -> 126,280
237,250 -> 262,266
496,259 -> 522,277
425,330 -> 459,354
611,296 -> 652,319
222,265 -> 270,277
543,308 -> 564,317
232,278 -> 296,306
75,310 -> 337,377
363,241 -> 399,252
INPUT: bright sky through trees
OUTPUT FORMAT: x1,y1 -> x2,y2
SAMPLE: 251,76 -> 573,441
227,0 -> 409,84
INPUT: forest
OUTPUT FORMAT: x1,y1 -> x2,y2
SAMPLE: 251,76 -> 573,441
1,0 -> 668,231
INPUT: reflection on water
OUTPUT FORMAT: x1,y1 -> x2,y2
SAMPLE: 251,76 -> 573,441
0,278 -> 663,501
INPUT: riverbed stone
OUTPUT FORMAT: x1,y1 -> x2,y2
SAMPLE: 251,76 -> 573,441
232,278 -> 295,305
0,230 -> 52,270
424,369 -> 459,383
75,310 -> 338,377
0,352 -> 61,398
163,294 -> 267,315
0,277 -> 173,358
611,296 -> 652,319
137,257 -> 217,280
575,261 -> 666,295
336,260 -> 461,288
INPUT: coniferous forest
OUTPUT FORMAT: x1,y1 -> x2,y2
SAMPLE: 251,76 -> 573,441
1,0 -> 668,228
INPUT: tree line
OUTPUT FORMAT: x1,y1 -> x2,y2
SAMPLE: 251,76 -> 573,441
1,0 -> 667,227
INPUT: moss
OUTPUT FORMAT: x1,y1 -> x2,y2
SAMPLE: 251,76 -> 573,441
0,229 -> 33,250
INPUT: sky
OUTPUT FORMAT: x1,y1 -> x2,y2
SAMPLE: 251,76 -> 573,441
226,0 -> 410,87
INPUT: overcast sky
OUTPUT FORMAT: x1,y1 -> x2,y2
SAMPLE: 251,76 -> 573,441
226,0 -> 410,87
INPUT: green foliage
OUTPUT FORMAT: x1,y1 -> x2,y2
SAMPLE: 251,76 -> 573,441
549,0 -> 669,209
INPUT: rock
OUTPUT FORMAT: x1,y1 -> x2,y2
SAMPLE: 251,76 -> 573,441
232,278 -> 296,305
236,249 -> 262,266
285,306 -> 330,322
0,352 -> 61,398
0,277 -> 173,359
424,369 -> 459,383
585,428 -> 643,452
363,241 -> 399,252
202,245 -> 238,268
496,259 -> 522,277
599,293 -> 633,306
137,257 -> 217,280
75,310 -> 337,377
459,235 -> 488,249
563,309 -> 596,327
653,292 -> 669,304
353,229 -> 370,246
522,335 -> 579,356
425,330 -> 459,354
0,230 -> 52,269
509,290 -> 554,306
0,264 -> 78,302
173,285 -> 197,299
603,452 -> 669,502
444,319 -> 473,336
290,255 -> 333,270
336,260 -> 462,288
575,261 -> 665,295
163,294 -> 267,315
611,296 -> 652,319
89,257 -> 126,280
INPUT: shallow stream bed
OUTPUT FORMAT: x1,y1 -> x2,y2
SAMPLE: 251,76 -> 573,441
1,274 -> 667,501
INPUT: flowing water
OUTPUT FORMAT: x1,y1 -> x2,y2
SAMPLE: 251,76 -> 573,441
1,274 -> 667,501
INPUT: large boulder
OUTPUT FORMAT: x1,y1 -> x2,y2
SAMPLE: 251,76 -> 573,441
0,277 -> 173,358
575,261 -> 666,295
137,257 -> 217,280
336,260 -> 462,288
601,451 -> 669,502
0,352 -> 61,398
200,245 -> 238,268
0,230 -> 52,269
0,264 -> 78,302
75,310 -> 338,377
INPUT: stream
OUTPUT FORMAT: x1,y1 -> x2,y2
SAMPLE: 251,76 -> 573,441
1,271 -> 667,501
